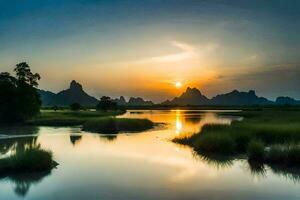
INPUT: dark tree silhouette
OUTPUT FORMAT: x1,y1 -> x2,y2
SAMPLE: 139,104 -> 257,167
96,96 -> 118,111
0,62 -> 41,123
14,62 -> 40,87
70,102 -> 82,111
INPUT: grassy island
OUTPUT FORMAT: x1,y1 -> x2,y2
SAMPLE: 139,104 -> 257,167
173,108 -> 300,167
82,118 -> 154,134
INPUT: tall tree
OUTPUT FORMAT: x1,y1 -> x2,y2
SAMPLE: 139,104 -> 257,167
0,62 -> 41,123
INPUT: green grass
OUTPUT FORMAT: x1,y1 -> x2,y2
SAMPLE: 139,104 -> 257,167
82,118 -> 154,134
173,108 -> 300,166
247,140 -> 265,161
0,146 -> 56,174
26,110 -> 126,126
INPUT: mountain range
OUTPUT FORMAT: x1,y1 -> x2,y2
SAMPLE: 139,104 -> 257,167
38,81 -> 300,107
38,80 -> 154,107
162,87 -> 300,106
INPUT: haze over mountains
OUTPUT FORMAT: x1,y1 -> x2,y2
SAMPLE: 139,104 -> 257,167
38,81 -> 300,107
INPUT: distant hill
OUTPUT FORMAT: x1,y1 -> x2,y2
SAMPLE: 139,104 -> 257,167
113,96 -> 154,106
113,96 -> 127,106
128,97 -> 154,106
276,96 -> 300,105
162,88 -> 275,106
38,80 -> 98,106
211,90 -> 273,105
162,87 -> 209,106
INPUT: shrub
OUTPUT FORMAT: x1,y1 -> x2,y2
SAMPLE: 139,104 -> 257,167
247,140 -> 265,161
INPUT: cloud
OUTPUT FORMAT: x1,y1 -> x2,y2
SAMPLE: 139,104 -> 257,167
136,41 -> 197,64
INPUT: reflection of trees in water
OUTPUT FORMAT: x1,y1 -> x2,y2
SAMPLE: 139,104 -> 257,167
69,135 -> 82,146
3,170 -> 52,197
193,151 -> 234,169
183,111 -> 202,125
184,115 -> 202,124
0,126 -> 39,136
99,135 -> 118,142
0,136 -> 38,156
248,160 -> 300,183
0,135 -> 54,197
193,149 -> 300,183
247,160 -> 267,178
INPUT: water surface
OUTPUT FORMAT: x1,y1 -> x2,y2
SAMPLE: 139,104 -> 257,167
0,110 -> 300,200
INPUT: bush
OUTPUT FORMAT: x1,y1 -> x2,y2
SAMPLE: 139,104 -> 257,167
96,96 -> 118,111
247,140 -> 265,161
70,103 -> 82,111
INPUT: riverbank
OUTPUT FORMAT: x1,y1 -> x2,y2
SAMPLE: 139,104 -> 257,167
26,110 -> 126,126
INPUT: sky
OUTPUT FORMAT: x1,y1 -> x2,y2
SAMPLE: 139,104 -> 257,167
0,0 -> 300,102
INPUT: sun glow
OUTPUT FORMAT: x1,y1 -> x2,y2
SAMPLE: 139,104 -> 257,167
175,81 -> 182,88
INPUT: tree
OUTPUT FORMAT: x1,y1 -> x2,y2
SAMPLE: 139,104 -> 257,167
14,62 -> 40,87
96,96 -> 118,111
0,62 -> 41,123
70,103 -> 82,111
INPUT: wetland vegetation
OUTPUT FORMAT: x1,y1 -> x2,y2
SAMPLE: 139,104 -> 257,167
82,117 -> 155,133
174,108 -> 300,168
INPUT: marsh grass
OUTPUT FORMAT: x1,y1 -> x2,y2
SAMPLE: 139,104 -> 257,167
247,140 -> 265,161
173,108 -> 300,166
82,118 -> 154,134
0,146 -> 56,174
27,110 -> 126,126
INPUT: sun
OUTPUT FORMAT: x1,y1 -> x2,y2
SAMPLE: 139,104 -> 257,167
175,81 -> 182,88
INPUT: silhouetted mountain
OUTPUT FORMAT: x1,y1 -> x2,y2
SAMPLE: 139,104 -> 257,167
163,88 -> 274,106
128,97 -> 154,106
38,80 -> 98,106
276,96 -> 300,105
39,82 -> 300,107
38,90 -> 58,106
113,96 -> 127,106
211,90 -> 273,105
162,87 -> 209,105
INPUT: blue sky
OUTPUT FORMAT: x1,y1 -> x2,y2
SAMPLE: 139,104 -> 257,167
1,0 -> 300,101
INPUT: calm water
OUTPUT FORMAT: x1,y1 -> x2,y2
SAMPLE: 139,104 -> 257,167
0,110 -> 300,200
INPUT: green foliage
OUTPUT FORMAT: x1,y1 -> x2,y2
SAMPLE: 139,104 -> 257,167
82,118 -> 154,133
14,62 -> 40,87
96,96 -> 118,111
0,62 -> 41,123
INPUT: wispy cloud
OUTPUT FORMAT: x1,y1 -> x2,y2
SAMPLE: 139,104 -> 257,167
133,40 -> 218,64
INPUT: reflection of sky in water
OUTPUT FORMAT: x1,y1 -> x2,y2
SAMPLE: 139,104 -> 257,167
0,110 -> 299,200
